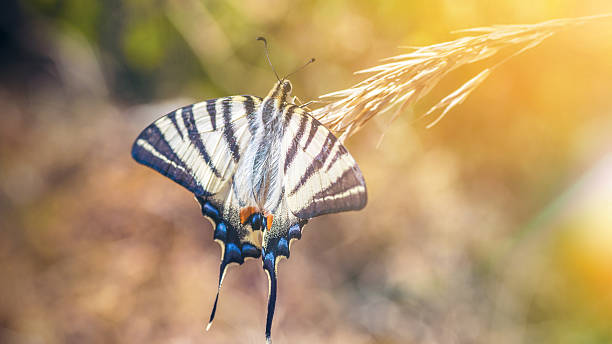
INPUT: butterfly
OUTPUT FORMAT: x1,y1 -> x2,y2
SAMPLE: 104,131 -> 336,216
131,38 -> 367,343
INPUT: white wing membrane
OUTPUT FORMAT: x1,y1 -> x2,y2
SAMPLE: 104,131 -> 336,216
282,107 -> 367,219
132,95 -> 261,196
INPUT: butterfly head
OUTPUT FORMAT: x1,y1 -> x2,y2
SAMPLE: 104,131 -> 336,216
281,79 -> 292,95
274,57 -> 315,102
266,79 -> 293,104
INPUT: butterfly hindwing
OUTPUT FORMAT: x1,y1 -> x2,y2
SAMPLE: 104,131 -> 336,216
196,181 -> 264,330
281,107 -> 367,219
260,205 -> 308,343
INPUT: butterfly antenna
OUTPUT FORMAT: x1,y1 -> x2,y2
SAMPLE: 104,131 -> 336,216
284,57 -> 316,80
257,36 -> 281,82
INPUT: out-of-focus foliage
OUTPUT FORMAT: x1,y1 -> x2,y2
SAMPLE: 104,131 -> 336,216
1,0 -> 612,343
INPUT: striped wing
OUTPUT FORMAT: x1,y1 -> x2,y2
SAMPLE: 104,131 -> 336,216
131,95 -> 261,197
282,107 -> 367,219
131,95 -> 263,329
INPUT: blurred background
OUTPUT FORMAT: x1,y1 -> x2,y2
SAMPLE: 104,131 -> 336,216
1,0 -> 612,343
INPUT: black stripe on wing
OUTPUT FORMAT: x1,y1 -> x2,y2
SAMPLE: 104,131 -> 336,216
288,131 -> 336,196
181,104 -> 223,178
284,113 -> 308,173
168,111 -> 183,139
303,121 -> 318,150
206,99 -> 217,130
296,164 -> 366,218
221,98 -> 241,162
131,122 -> 209,197
283,111 -> 367,220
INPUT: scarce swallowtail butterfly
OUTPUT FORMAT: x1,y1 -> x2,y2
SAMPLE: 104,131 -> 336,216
131,38 -> 367,343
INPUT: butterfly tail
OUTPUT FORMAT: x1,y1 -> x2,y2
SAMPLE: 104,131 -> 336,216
206,262 -> 229,331
263,250 -> 277,344
198,197 -> 257,331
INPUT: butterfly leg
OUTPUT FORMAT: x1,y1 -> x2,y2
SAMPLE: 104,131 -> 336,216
290,95 -> 321,109
298,100 -> 322,108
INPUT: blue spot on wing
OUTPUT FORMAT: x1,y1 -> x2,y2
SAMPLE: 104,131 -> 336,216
288,223 -> 302,240
225,243 -> 243,263
214,222 -> 227,241
276,238 -> 289,257
263,220 -> 308,260
202,201 -> 221,220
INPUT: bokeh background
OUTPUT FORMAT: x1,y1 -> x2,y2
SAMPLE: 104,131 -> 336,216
2,1 -> 612,343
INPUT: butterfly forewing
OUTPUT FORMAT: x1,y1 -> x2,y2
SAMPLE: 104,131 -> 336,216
281,107 -> 367,219
132,95 -> 262,196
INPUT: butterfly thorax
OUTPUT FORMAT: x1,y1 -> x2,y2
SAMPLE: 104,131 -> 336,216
234,80 -> 293,215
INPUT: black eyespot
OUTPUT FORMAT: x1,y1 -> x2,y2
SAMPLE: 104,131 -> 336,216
250,213 -> 262,231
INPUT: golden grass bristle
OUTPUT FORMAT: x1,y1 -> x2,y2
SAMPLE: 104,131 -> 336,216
312,14 -> 612,142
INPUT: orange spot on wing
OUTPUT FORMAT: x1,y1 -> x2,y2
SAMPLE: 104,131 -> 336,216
240,206 -> 258,224
265,214 -> 273,230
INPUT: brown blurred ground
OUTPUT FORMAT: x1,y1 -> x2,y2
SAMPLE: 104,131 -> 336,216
1,1 -> 612,343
